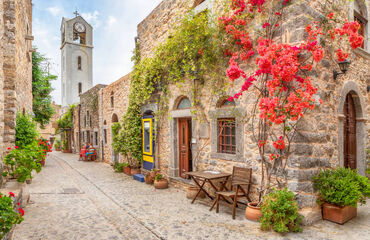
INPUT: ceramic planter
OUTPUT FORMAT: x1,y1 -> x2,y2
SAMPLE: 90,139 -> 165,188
322,202 -> 357,224
186,186 -> 205,199
130,168 -> 141,175
145,174 -> 153,184
154,179 -> 168,189
245,202 -> 262,221
123,166 -> 131,175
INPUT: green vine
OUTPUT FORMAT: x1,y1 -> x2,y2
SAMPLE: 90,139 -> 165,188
114,10 -> 228,165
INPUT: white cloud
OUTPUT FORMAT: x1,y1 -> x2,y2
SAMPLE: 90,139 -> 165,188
107,16 -> 117,26
81,10 -> 100,28
46,6 -> 62,16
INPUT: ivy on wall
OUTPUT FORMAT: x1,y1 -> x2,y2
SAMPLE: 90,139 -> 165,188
114,10 -> 228,165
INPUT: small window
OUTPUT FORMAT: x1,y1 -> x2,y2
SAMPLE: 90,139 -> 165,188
90,115 -> 92,127
94,132 -> 98,146
78,83 -> 82,94
78,56 -> 82,70
177,97 -> 191,109
217,118 -> 236,154
354,0 -> 368,49
84,115 -> 87,127
86,111 -> 89,127
104,129 -> 107,144
110,93 -> 114,108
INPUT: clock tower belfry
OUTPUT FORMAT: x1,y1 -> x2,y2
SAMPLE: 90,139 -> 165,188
60,12 -> 93,107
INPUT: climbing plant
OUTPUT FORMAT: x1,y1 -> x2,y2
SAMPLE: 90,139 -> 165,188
32,49 -> 56,128
56,105 -> 75,131
115,10 -> 228,164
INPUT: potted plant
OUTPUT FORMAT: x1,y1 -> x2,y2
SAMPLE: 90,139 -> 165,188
130,167 -> 141,175
145,172 -> 153,184
154,173 -> 168,189
122,162 -> 131,175
260,188 -> 302,233
313,168 -> 370,224
113,162 -> 124,173
150,168 -> 159,179
54,140 -> 61,151
0,192 -> 24,239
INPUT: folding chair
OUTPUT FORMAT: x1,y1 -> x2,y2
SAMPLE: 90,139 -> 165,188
212,166 -> 252,219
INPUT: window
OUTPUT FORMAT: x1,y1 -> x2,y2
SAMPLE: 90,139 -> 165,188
94,132 -> 98,146
104,129 -> 107,144
90,115 -> 92,127
217,118 -> 236,154
84,115 -> 87,127
86,111 -> 89,127
218,98 -> 236,108
354,0 -> 368,49
110,92 -> 114,108
177,97 -> 191,109
78,83 -> 82,94
78,56 -> 82,70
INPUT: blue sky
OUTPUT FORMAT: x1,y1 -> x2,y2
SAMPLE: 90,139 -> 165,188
33,0 -> 162,104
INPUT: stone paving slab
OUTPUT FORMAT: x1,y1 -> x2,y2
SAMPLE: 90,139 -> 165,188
13,152 -> 370,240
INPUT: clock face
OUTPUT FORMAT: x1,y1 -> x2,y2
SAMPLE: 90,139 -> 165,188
74,22 -> 86,33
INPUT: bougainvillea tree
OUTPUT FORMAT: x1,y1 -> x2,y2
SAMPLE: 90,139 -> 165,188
220,0 -> 363,201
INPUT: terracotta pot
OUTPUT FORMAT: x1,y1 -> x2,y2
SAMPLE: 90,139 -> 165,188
150,171 -> 158,179
145,175 -> 153,184
123,166 -> 131,175
245,202 -> 262,221
26,179 -> 32,184
186,186 -> 205,199
322,202 -> 357,224
154,179 -> 168,189
131,168 -> 141,175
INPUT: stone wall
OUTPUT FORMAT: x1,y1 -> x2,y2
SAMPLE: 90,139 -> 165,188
101,74 -> 130,164
137,0 -> 369,224
38,103 -> 61,141
78,84 -> 106,160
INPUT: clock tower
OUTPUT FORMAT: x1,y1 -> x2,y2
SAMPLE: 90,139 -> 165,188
60,12 -> 93,107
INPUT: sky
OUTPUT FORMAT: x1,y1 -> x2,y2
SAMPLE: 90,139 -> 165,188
33,0 -> 163,104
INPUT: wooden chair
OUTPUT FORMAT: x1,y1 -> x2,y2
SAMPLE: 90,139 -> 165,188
211,167 -> 252,219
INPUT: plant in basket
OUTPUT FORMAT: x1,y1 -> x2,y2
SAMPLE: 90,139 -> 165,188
313,168 -> 370,224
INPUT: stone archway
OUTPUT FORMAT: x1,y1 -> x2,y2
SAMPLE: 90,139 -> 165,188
338,81 -> 367,175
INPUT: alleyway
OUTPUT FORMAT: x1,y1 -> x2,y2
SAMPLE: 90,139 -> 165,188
13,152 -> 370,240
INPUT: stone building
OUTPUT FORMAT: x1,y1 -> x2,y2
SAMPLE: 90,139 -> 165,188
101,74 -> 130,164
76,84 -> 106,159
135,0 -> 369,223
0,0 -> 33,161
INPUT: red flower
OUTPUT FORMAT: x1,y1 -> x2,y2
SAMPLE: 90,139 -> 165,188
327,12 -> 334,19
226,64 -> 243,81
336,49 -> 348,62
258,140 -> 266,148
273,136 -> 286,150
18,208 -> 24,216
15,146 -> 19,149
9,192 -> 15,198
7,147 -> 11,150
198,49 -> 204,55
313,48 -> 324,62
275,12 -> 282,16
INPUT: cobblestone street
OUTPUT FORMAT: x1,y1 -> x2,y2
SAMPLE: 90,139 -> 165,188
12,152 -> 370,240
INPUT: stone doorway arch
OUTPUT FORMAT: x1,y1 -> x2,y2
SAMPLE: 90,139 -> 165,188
338,81 -> 367,175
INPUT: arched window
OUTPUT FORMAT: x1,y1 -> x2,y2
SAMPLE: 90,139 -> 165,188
354,0 -> 368,49
176,97 -> 191,110
78,56 -> 82,70
112,114 -> 118,123
217,98 -> 236,108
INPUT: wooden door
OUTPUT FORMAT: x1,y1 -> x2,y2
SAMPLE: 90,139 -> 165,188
343,94 -> 357,170
179,118 -> 192,178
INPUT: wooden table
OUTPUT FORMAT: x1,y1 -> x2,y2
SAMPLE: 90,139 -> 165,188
185,171 -> 231,204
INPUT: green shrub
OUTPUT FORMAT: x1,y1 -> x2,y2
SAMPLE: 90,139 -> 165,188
62,140 -> 68,150
0,193 -> 24,238
313,168 -> 370,207
15,112 -> 38,149
113,162 -> 124,172
155,173 -> 163,181
260,188 -> 302,233
54,140 -> 60,150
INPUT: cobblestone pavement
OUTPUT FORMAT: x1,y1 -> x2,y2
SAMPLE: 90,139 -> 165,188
13,152 -> 370,240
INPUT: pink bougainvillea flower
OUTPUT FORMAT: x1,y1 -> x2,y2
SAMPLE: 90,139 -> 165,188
336,49 -> 349,62
273,136 -> 286,150
313,48 -> 324,62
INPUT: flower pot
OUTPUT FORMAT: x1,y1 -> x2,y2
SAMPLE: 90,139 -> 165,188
41,159 -> 45,166
186,186 -> 205,199
245,202 -> 262,221
123,166 -> 131,175
145,174 -> 153,184
150,171 -> 158,179
26,179 -> 32,184
63,149 -> 72,153
154,179 -> 168,189
131,168 -> 141,175
322,202 -> 357,224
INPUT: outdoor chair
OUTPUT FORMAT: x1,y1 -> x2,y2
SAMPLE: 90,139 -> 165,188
211,166 -> 252,219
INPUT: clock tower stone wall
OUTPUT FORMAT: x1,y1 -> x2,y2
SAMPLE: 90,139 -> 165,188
60,15 -> 93,107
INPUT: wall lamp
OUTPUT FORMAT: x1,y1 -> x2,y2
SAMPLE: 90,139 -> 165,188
333,60 -> 351,80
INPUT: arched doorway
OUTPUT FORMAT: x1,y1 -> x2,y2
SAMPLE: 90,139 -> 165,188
343,94 -> 357,169
111,113 -> 119,164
